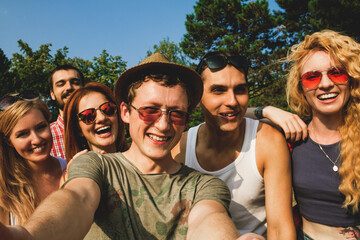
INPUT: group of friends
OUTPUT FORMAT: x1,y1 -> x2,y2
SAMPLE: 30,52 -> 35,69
0,29 -> 359,240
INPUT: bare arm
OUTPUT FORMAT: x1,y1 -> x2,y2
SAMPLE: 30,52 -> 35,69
262,106 -> 307,142
187,200 -> 264,240
246,106 -> 307,142
257,123 -> 296,240
0,178 -> 100,240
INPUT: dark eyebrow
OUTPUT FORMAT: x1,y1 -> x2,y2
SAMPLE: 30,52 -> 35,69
55,77 -> 81,83
235,83 -> 248,89
209,84 -> 226,89
209,83 -> 248,89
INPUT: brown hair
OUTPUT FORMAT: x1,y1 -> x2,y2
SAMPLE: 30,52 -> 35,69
63,82 -> 127,161
124,72 -> 192,112
48,64 -> 85,90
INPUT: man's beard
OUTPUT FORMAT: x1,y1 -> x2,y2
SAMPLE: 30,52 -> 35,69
54,95 -> 65,110
55,91 -> 73,110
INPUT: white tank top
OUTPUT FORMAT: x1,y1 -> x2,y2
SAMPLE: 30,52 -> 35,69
185,118 -> 266,237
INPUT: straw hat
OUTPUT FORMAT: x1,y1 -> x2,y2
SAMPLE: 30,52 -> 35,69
114,52 -> 203,111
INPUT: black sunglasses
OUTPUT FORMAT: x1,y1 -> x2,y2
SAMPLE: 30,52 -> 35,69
0,91 -> 39,111
77,102 -> 117,125
196,53 -> 249,75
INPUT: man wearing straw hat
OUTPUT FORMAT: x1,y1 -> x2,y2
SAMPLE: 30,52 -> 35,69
0,53 -> 264,240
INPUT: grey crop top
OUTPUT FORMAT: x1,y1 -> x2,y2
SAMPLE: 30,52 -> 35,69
292,138 -> 360,227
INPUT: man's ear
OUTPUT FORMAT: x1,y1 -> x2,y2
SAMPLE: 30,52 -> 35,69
120,102 -> 130,124
50,90 -> 55,101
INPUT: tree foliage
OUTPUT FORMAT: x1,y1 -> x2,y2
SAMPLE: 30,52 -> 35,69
181,0 -> 290,107
1,40 -> 127,119
89,50 -> 127,89
276,0 -> 360,41
146,37 -> 192,66
0,49 -> 13,98
180,0 -> 360,109
3,0 -> 360,118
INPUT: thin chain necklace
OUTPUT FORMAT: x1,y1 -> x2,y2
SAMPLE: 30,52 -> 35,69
317,143 -> 340,172
311,124 -> 341,172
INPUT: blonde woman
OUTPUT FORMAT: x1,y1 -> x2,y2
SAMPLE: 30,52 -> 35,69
284,30 -> 360,239
0,92 -> 66,225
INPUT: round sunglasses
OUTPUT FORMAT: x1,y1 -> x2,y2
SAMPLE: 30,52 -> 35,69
0,91 -> 39,111
130,104 -> 189,126
300,67 -> 349,89
77,102 -> 117,125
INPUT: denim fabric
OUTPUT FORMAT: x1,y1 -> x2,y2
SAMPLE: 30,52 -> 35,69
297,229 -> 314,240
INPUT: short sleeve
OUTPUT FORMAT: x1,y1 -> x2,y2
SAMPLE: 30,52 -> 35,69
62,151 -> 105,192
193,174 -> 231,213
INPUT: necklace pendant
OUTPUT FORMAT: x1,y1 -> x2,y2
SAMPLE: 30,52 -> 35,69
333,165 -> 338,172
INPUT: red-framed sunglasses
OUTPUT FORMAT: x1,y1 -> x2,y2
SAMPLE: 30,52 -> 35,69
78,102 -> 117,125
300,67 -> 349,89
130,104 -> 189,126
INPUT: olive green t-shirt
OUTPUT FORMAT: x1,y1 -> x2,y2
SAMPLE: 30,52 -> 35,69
65,151 -> 230,240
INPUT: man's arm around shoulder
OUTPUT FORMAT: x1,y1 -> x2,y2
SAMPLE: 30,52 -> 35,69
0,178 -> 100,240
257,123 -> 296,240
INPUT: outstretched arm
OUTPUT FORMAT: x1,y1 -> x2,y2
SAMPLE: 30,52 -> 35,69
187,200 -> 265,240
0,178 -> 100,240
246,106 -> 307,142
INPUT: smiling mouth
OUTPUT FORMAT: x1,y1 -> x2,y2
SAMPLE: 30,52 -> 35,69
95,126 -> 112,135
62,94 -> 71,100
148,134 -> 170,142
318,93 -> 338,100
220,112 -> 238,117
32,145 -> 45,153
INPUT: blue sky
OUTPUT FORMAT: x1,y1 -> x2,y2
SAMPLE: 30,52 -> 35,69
0,0 -> 280,68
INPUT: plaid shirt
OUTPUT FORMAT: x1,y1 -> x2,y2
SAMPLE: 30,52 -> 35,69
50,115 -> 66,160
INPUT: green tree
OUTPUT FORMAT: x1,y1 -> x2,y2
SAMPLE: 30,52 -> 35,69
6,40 -> 127,119
181,0 -> 290,107
9,40 -> 81,118
0,49 -> 13,98
275,0 -> 360,40
146,37 -> 192,66
10,40 -> 54,98
89,50 -> 127,89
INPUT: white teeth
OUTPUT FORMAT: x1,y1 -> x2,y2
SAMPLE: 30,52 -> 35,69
97,126 -> 110,131
33,146 -> 44,152
96,126 -> 111,134
318,93 -> 338,100
221,113 -> 236,117
148,134 -> 169,141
